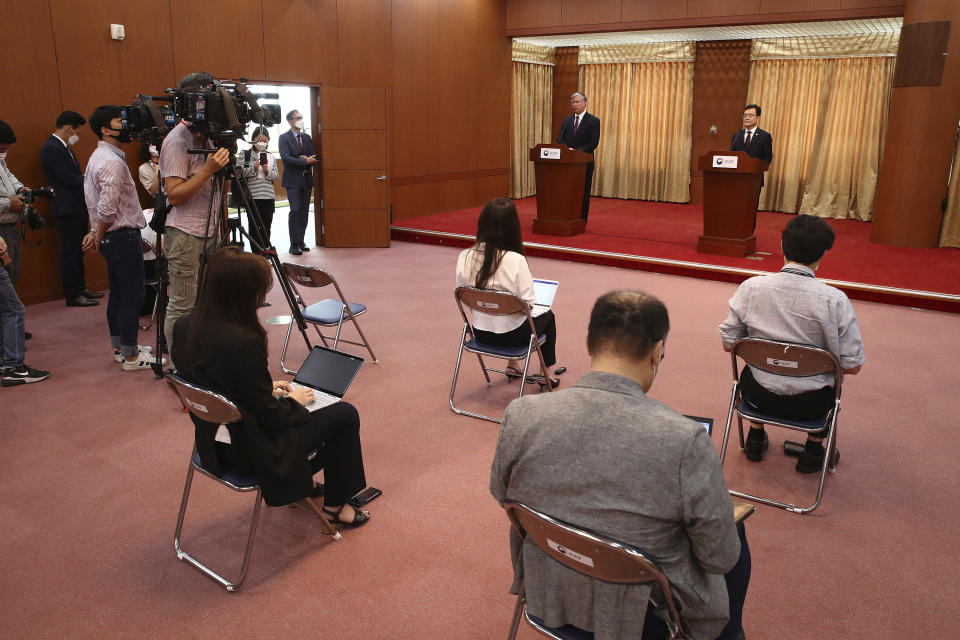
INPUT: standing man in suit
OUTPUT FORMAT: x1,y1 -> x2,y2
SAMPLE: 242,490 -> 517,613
491,290 -> 751,640
730,104 -> 773,228
556,92 -> 600,223
279,110 -> 317,256
41,111 -> 104,307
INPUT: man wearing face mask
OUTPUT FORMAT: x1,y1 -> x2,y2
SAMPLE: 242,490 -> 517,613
84,105 -> 165,371
41,110 -> 102,307
0,120 -> 30,287
278,109 -> 317,255
491,290 -> 751,640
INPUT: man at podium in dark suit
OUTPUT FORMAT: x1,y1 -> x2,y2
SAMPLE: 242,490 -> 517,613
729,104 -> 773,187
556,92 -> 600,223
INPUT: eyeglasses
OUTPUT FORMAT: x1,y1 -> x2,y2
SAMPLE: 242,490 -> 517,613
742,113 -> 757,118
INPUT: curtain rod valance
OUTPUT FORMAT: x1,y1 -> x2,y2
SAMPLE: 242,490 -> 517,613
512,41 -> 555,66
751,33 -> 899,59
579,42 -> 695,64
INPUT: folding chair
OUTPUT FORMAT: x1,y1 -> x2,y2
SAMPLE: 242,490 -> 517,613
280,262 -> 378,374
719,338 -> 843,514
503,502 -> 691,640
139,237 -> 160,331
167,374 -> 340,592
450,286 -> 553,424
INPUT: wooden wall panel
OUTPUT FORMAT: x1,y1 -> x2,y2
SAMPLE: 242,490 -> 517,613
689,40 -> 753,205
337,0 -> 392,87
686,0 -> 762,19
170,0 -> 265,81
507,0 -> 562,29
436,1 -> 480,173
841,0 -> 904,7
476,174 -> 511,204
263,0 -> 338,84
561,0 -> 622,25
321,88 -> 387,128
322,131 -> 387,169
761,0 -> 840,11
473,0 -> 512,171
621,0 -> 687,21
552,47 -> 580,141
390,182 -> 437,219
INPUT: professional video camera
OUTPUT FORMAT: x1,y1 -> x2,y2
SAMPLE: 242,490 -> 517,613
119,78 -> 281,151
21,186 -> 53,229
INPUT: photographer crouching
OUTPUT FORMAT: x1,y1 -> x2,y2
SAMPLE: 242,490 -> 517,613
159,71 -> 231,366
83,106 -> 165,371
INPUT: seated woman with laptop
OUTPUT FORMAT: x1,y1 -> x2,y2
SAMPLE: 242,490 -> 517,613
172,246 -> 370,527
455,197 -> 561,387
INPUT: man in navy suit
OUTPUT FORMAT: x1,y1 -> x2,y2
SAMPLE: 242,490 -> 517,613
40,111 -> 102,307
279,109 -> 317,255
729,104 -> 773,187
556,92 -> 601,223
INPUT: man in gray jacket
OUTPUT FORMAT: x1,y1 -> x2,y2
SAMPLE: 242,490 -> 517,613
491,290 -> 749,640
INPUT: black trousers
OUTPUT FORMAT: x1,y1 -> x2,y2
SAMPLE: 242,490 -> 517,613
582,162 -> 594,222
739,366 -> 835,420
473,310 -> 557,367
54,214 -> 88,299
300,400 -> 366,507
248,199 -> 275,250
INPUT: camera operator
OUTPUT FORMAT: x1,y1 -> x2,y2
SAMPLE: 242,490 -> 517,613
84,105 -> 165,372
0,234 -> 48,386
41,110 -> 103,307
159,71 -> 231,364
0,120 -> 29,286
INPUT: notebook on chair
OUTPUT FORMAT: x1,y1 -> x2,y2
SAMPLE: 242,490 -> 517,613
289,345 -> 365,412
532,278 -> 559,318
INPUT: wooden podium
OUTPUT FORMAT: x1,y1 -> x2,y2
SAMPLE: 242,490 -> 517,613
529,144 -> 592,236
697,151 -> 769,257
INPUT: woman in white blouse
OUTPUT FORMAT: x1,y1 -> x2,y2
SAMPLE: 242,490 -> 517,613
455,198 -> 559,386
237,126 -> 279,247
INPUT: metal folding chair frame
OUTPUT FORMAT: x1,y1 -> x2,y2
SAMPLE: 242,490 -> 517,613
450,286 -> 553,424
503,502 -> 691,640
280,262 -> 378,374
167,374 -> 340,592
719,338 -> 843,514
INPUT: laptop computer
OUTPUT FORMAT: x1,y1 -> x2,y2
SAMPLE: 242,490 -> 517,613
532,278 -> 559,318
289,345 -> 365,412
683,415 -> 713,436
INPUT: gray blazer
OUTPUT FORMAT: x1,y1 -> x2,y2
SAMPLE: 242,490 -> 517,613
490,371 -> 740,640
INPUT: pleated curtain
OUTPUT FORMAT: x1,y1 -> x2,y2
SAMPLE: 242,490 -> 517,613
510,42 -> 554,199
939,131 -> 960,247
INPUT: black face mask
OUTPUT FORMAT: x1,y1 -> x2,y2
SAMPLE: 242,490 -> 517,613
107,127 -> 132,144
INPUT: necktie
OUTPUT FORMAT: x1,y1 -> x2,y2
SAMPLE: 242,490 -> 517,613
297,134 -> 302,151
69,149 -> 80,170
573,115 -> 580,136
743,130 -> 752,149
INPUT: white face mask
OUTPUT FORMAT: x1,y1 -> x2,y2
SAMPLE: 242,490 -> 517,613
254,141 -> 268,151
294,120 -> 305,131
148,145 -> 158,156
0,152 -> 7,161
67,134 -> 79,146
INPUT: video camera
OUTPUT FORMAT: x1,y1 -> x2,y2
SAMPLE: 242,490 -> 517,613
21,186 -> 53,230
120,78 -> 282,151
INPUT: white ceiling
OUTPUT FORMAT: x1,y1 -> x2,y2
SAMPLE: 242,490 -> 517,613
513,17 -> 902,47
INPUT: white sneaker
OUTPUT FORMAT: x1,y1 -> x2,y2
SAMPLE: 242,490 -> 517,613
114,345 -> 153,363
121,351 -> 167,371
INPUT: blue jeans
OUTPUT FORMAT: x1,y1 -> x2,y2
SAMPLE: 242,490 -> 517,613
99,228 -> 145,357
287,186 -> 311,247
0,265 -> 26,368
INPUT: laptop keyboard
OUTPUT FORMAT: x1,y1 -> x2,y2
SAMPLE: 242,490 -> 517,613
290,382 -> 340,412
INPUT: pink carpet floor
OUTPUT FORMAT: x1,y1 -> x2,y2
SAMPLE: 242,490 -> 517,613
393,197 -> 960,312
2,241 -> 958,639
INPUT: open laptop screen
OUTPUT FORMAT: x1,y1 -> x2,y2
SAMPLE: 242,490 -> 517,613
533,278 -> 559,308
292,346 -> 364,398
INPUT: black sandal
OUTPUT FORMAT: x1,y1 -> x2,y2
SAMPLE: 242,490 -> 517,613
311,482 -> 324,497
322,505 -> 370,528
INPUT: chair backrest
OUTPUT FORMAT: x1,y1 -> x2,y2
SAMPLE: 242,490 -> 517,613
141,237 -> 155,255
167,373 -> 243,425
455,286 -> 531,319
504,502 -> 688,636
283,262 -> 335,289
732,338 -> 841,385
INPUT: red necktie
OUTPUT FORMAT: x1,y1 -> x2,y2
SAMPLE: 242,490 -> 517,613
743,131 -> 752,149
573,115 -> 580,136
297,134 -> 302,151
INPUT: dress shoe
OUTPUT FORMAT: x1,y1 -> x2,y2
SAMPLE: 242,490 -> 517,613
66,295 -> 99,307
81,288 -> 105,299
744,429 -> 768,462
24,331 -> 32,340
289,246 -> 303,256
299,243 -> 311,252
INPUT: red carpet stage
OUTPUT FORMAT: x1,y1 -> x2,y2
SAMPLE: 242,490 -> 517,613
392,197 -> 960,313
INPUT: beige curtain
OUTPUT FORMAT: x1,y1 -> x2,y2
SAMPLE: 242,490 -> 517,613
749,36 -> 896,219
580,51 -> 694,203
940,133 -> 960,247
511,43 -> 554,198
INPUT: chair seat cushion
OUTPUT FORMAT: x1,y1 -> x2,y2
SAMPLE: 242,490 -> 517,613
465,334 -> 547,359
192,452 -> 259,490
736,398 -> 830,430
303,299 -> 366,324
526,612 -> 594,640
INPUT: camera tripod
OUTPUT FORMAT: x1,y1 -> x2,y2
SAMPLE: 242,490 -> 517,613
147,155 -> 312,377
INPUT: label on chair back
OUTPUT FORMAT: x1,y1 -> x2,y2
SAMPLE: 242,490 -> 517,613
477,301 -> 499,309
547,538 -> 595,567
767,357 -> 798,369
185,398 -> 209,413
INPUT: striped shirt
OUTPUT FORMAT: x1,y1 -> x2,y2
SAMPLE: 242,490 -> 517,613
718,263 -> 865,394
236,149 -> 278,200
0,159 -> 25,224
83,141 -> 145,232
159,122 -> 221,237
